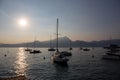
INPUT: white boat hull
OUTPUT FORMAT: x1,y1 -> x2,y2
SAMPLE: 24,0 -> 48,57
51,52 -> 69,64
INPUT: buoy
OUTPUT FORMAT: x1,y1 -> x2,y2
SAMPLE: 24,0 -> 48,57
4,54 -> 7,57
92,55 -> 94,58
43,56 -> 45,60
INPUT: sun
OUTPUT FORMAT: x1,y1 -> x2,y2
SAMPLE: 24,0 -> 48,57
18,18 -> 28,27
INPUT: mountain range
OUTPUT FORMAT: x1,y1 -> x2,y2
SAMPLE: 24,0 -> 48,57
0,36 -> 120,47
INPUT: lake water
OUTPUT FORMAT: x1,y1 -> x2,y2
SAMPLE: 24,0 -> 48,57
0,47 -> 120,80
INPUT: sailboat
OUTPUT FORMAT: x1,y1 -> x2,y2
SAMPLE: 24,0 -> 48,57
25,48 -> 32,51
51,18 -> 69,64
30,37 -> 41,54
102,37 -> 120,60
69,40 -> 73,50
61,38 -> 72,56
48,35 -> 55,51
103,44 -> 120,60
25,43 -> 32,51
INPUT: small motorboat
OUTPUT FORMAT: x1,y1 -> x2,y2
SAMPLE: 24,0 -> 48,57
102,44 -> 120,60
48,48 -> 56,51
25,48 -> 32,51
30,50 -> 41,54
83,48 -> 90,51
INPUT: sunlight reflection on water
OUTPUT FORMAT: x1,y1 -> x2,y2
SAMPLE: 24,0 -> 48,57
0,48 -> 120,80
14,47 -> 28,75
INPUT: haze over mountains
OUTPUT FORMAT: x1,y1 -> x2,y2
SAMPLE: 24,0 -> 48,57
0,36 -> 120,47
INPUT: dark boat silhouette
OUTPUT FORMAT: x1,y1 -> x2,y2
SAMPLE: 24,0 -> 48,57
25,43 -> 32,51
69,40 -> 73,50
29,37 -> 41,54
48,35 -> 55,51
25,48 -> 32,51
103,44 -> 120,60
60,37 -> 72,56
48,48 -> 56,51
30,50 -> 41,53
83,48 -> 90,51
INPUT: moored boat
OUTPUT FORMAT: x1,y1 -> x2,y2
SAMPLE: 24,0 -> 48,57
83,48 -> 90,51
102,44 -> 120,60
29,37 -> 41,54
48,35 -> 56,51
30,50 -> 41,53
48,48 -> 56,51
25,48 -> 32,51
51,18 -> 69,64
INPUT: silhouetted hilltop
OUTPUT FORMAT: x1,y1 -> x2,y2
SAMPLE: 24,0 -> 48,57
0,37 -> 120,47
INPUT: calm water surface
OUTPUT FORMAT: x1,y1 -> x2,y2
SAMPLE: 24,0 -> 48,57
0,47 -> 120,80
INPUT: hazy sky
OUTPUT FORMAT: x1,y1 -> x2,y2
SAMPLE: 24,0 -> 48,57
0,0 -> 120,43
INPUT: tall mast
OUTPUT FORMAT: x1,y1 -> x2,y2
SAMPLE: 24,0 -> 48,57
56,18 -> 59,51
34,36 -> 36,50
50,35 -> 52,48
